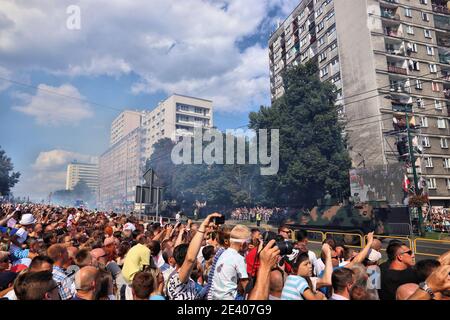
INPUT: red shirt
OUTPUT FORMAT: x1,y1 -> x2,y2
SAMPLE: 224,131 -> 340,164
245,247 -> 260,277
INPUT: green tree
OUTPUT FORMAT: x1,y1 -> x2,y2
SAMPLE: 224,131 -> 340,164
249,61 -> 351,208
0,146 -> 20,196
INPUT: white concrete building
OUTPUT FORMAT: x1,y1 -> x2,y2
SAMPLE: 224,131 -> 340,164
65,162 -> 99,194
98,94 -> 213,212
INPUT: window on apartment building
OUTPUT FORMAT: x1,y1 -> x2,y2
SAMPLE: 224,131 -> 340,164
427,46 -> 435,56
429,64 -> 438,73
332,74 -> 341,84
301,51 -> 309,61
316,5 -> 323,17
415,79 -> 423,90
407,25 -> 414,35
328,26 -> 336,37
441,138 -> 449,148
447,178 -> 450,189
326,10 -> 335,21
330,42 -> 337,50
409,60 -> 420,71
422,136 -> 431,147
405,8 -> 412,17
422,12 -> 430,21
319,52 -> 327,62
435,100 -> 443,110
427,178 -> 437,190
411,43 -> 418,52
320,65 -> 329,78
420,116 -> 429,127
424,29 -> 432,38
443,158 -> 450,169
416,98 -> 425,108
300,36 -> 308,47
432,81 -> 440,92
438,118 -> 447,129
426,157 -> 434,168
420,0 -> 428,5
317,21 -> 324,32
318,36 -> 325,47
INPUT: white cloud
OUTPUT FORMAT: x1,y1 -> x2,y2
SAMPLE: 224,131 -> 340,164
13,149 -> 98,200
0,0 -> 293,113
13,83 -> 93,126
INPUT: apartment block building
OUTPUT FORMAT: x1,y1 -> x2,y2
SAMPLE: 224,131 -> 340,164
110,110 -> 142,146
98,94 -> 213,212
65,162 -> 99,194
268,0 -> 450,206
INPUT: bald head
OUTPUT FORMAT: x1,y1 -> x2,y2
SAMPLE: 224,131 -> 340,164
75,266 -> 99,292
371,239 -> 382,252
270,270 -> 284,293
396,283 -> 419,300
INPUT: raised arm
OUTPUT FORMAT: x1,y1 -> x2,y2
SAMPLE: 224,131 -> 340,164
345,231 -> 374,269
316,243 -> 333,288
178,213 -> 221,284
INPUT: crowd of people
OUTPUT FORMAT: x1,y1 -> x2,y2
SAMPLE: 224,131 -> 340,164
0,202 -> 449,301
424,207 -> 450,233
230,207 -> 285,223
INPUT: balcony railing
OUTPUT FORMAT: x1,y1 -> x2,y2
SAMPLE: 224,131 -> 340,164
382,0 -> 399,4
440,54 -> 450,64
432,4 -> 450,15
388,65 -> 407,75
384,29 -> 402,37
444,89 -> 450,99
381,11 -> 400,20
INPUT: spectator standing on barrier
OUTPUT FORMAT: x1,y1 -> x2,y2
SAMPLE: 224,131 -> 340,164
379,241 -> 420,300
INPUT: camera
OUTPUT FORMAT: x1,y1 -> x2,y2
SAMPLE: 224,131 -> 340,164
213,215 -> 225,225
262,231 -> 293,256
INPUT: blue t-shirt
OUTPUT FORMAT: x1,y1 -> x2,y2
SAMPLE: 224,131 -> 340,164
149,295 -> 165,300
281,275 -> 309,300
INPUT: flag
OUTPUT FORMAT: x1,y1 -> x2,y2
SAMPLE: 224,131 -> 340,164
402,175 -> 410,192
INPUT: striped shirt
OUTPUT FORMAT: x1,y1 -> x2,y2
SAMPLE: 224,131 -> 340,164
281,275 -> 309,300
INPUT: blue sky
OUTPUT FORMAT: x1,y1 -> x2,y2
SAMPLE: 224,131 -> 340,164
0,0 -> 299,200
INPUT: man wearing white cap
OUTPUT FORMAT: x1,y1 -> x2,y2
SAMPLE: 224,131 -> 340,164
209,224 -> 251,300
9,213 -> 37,263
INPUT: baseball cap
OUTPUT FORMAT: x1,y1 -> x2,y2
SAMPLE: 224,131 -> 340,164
368,249 -> 382,263
123,223 -> 136,232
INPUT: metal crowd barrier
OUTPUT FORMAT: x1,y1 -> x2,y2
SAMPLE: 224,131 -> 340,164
324,231 -> 364,249
305,230 -> 325,244
364,235 -> 412,253
413,238 -> 450,258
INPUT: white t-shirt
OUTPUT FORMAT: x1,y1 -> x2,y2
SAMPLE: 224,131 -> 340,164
210,248 -> 248,300
367,265 -> 381,290
313,258 -> 325,277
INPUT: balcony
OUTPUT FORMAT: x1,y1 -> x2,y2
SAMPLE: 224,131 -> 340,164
437,36 -> 450,48
381,10 -> 400,21
445,89 -> 450,99
439,48 -> 450,64
380,0 -> 400,8
388,65 -> 407,75
390,82 -> 410,94
432,4 -> 450,15
384,27 -> 402,37
434,14 -> 450,30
